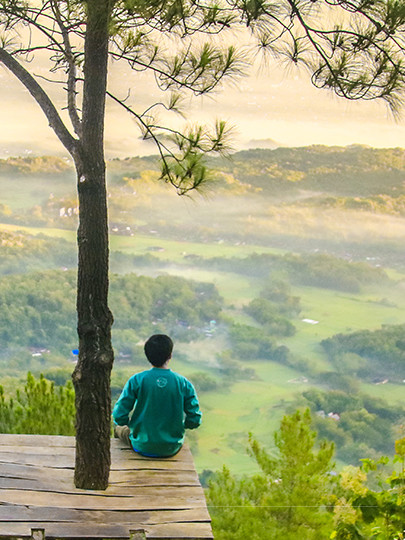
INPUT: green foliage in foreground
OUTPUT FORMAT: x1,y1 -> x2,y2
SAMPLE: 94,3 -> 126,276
331,441 -> 405,540
208,409 -> 335,540
0,372 -> 75,435
208,410 -> 405,540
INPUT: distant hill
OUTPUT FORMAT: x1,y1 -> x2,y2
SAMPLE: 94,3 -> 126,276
2,145 -> 405,198
2,145 -> 405,259
209,145 -> 405,197
0,156 -> 73,175
242,137 -> 285,150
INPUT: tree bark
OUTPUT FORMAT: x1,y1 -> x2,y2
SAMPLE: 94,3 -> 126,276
72,0 -> 114,490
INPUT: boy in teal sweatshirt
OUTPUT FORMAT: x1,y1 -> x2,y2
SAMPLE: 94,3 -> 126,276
113,334 -> 202,457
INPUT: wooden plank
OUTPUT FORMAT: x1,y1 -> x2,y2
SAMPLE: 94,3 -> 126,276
0,450 -> 195,472
0,463 -> 200,487
111,461 -> 195,471
0,454 -> 74,469
0,521 -> 137,538
0,438 -> 194,471
0,506 -> 211,524
0,446 -> 193,467
0,436 -> 194,464
142,522 -> 213,539
0,446 -> 74,457
0,435 -> 75,448
0,488 -> 206,510
0,476 -> 204,496
0,455 -> 194,472
0,521 -> 213,539
109,450 -> 195,466
0,463 -> 73,481
108,470 -> 200,486
0,479 -> 201,494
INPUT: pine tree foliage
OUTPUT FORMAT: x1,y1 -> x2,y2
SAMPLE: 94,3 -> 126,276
0,0 -> 247,193
235,0 -> 405,114
0,372 -> 75,436
207,409 -> 335,540
207,410 -> 405,539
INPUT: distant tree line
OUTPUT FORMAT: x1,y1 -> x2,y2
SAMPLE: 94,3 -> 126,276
0,230 -> 171,276
3,147 -> 405,248
0,156 -> 73,175
321,324 -> 405,381
302,389 -> 404,463
244,279 -> 301,337
0,270 -> 223,355
212,146 -> 405,196
193,252 -> 388,293
3,231 -> 389,296
0,231 -> 77,274
3,146 -> 405,195
302,193 -> 405,216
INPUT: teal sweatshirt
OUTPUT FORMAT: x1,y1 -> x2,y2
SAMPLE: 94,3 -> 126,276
112,367 -> 202,457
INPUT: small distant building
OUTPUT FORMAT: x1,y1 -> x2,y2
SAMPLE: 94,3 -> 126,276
327,412 -> 341,421
373,378 -> 389,385
316,410 -> 340,421
302,318 -> 319,325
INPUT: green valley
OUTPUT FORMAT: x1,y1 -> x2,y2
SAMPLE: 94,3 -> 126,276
0,145 -> 404,475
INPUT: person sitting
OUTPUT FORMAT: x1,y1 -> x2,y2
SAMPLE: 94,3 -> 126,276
113,334 -> 202,457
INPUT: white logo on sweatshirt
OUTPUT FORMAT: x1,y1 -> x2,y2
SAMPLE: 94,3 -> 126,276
156,377 -> 168,388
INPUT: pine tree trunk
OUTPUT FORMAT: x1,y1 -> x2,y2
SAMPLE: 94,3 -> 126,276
72,155 -> 114,490
72,0 -> 114,490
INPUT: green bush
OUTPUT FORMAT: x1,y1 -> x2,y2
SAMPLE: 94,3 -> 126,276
0,372 -> 75,435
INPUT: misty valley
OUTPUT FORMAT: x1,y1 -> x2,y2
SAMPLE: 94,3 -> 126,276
0,144 -> 404,476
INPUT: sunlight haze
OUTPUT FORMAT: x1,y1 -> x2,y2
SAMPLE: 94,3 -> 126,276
0,61 -> 403,158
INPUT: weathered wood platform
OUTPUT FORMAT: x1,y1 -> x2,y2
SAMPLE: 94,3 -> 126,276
0,434 -> 213,540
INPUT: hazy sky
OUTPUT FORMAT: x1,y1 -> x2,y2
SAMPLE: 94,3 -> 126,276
0,57 -> 404,159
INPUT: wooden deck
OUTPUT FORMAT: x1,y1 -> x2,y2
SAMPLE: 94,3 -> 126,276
0,434 -> 213,540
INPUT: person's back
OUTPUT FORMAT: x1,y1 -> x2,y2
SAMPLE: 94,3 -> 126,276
113,334 -> 201,457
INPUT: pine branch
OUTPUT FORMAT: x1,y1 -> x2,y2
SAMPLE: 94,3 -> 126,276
51,0 -> 83,138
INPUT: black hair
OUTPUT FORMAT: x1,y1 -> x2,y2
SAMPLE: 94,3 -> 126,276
144,334 -> 173,367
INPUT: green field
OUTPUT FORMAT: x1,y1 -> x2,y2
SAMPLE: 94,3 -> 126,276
0,222 -> 77,240
1,222 -> 281,261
